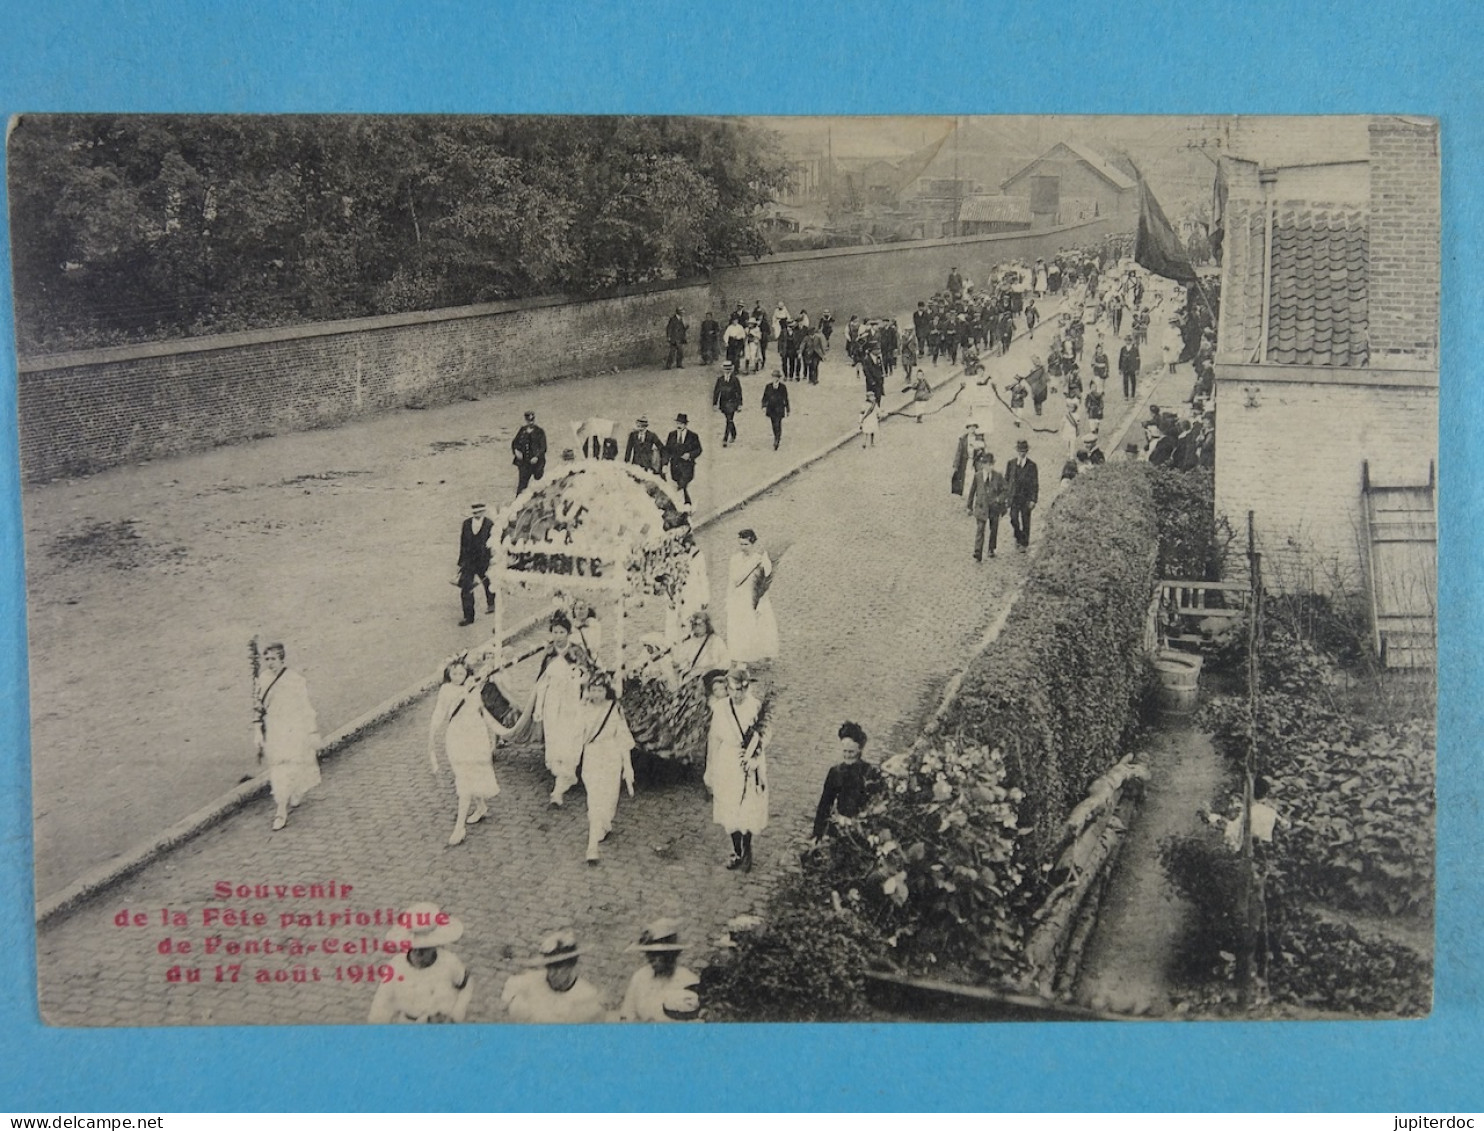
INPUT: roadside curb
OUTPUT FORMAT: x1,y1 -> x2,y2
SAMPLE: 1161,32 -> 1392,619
33,292 -> 1095,927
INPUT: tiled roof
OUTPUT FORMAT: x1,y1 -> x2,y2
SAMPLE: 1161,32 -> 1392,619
958,195 -> 1031,224
1266,207 -> 1369,367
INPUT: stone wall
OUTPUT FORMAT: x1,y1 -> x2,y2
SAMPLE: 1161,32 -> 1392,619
16,217 -> 1124,482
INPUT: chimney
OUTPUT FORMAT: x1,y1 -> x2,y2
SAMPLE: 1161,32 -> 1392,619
1367,117 -> 1440,366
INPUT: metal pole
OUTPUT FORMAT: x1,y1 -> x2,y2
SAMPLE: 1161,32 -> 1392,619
1239,510 -> 1260,1005
1257,168 -> 1277,363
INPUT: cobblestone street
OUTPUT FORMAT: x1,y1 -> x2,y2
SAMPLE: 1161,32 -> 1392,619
25,337 -> 911,894
32,279 -> 1191,1025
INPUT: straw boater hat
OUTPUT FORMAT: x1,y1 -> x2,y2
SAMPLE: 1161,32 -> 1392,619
521,929 -> 586,967
385,902 -> 464,949
626,918 -> 686,953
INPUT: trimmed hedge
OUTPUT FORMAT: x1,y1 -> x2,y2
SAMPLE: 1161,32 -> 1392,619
938,463 -> 1159,875
701,464 -> 1168,1016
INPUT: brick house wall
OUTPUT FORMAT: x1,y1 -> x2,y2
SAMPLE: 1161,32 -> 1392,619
1367,118 -> 1440,365
16,217 -> 1126,482
1213,117 -> 1439,594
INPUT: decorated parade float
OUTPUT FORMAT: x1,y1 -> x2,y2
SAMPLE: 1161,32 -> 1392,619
485,458 -> 708,766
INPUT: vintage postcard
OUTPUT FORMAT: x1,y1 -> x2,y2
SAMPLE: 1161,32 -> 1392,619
7,114 -> 1436,1026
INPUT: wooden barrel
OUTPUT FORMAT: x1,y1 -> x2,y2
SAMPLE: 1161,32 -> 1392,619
1153,651 -> 1202,714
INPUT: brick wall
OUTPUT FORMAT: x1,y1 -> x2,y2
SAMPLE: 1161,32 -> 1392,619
17,218 -> 1126,482
1214,369 -> 1437,591
1367,117 -> 1441,363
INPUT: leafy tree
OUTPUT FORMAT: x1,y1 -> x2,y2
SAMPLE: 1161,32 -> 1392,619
6,114 -> 791,353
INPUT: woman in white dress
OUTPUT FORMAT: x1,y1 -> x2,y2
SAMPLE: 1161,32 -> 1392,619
577,672 -> 636,863
428,657 -> 505,846
726,529 -> 779,664
670,610 -> 730,768
531,613 -> 589,806
255,643 -> 321,832
664,545 -> 711,647
706,666 -> 768,871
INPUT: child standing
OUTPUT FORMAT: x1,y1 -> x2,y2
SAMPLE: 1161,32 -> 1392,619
859,395 -> 880,448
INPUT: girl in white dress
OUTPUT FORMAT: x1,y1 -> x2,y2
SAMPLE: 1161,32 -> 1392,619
705,667 -> 768,871
428,657 -> 505,846
531,614 -> 589,806
577,672 -> 636,863
859,395 -> 880,448
726,530 -> 779,664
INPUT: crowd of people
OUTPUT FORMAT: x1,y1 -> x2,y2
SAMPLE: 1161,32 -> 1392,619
253,230 -> 1231,1023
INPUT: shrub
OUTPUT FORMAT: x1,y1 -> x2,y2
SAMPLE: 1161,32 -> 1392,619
1148,467 -> 1230,581
815,740 -> 1030,978
700,873 -> 883,1022
1268,908 -> 1431,1017
938,463 -> 1159,875
1200,626 -> 1436,919
1159,830 -> 1250,979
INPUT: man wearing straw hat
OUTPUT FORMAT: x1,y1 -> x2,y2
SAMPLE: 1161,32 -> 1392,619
500,930 -> 607,1023
619,918 -> 701,1022
367,903 -> 473,1023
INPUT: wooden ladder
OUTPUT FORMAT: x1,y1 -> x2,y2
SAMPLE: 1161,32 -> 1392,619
1362,460 -> 1437,669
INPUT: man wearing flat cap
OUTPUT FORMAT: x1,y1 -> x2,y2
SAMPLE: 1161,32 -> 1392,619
500,929 -> 607,1023
455,501 -> 496,627
624,416 -> 665,475
619,918 -> 701,1022
511,410 -> 547,494
664,413 -> 703,507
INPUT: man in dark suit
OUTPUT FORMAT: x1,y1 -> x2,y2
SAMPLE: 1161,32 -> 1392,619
712,362 -> 744,447
1119,335 -> 1141,399
511,410 -> 547,494
699,311 -> 721,363
665,307 -> 688,369
624,416 -> 665,474
1006,438 -> 1039,551
761,370 -> 790,450
456,501 -> 496,626
664,413 -> 703,506
965,451 -> 1008,560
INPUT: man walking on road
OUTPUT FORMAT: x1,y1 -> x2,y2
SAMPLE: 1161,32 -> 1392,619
966,451 -> 1008,560
456,501 -> 497,627
665,307 -> 689,370
802,322 -> 826,385
624,416 -> 665,474
761,370 -> 790,451
1119,335 -> 1141,400
1006,438 -> 1039,551
665,413 -> 703,506
712,361 -> 744,447
511,411 -> 547,494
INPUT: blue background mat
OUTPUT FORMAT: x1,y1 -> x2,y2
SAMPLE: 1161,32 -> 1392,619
0,0 -> 1478,1111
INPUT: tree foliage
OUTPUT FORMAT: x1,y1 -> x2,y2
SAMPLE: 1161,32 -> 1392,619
7,115 -> 790,353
